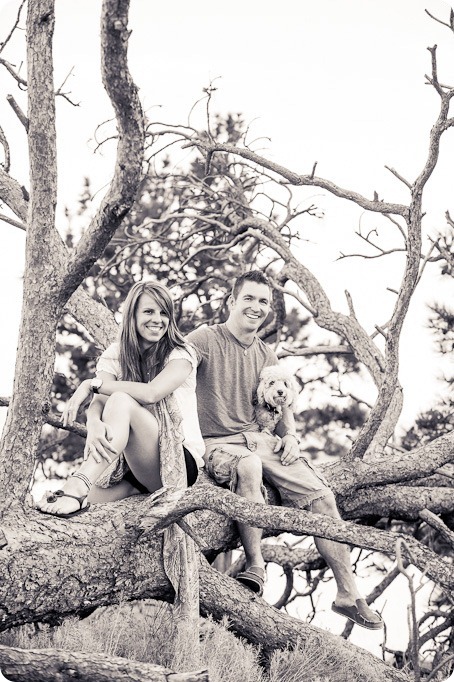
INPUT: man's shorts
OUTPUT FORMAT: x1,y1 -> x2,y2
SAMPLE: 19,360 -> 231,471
203,431 -> 332,509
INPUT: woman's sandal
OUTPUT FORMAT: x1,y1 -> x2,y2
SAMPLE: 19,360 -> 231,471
236,565 -> 265,597
38,472 -> 91,519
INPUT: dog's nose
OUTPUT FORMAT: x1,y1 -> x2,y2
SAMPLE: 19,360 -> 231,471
277,390 -> 284,396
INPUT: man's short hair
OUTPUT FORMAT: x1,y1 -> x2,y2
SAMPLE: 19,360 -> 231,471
232,271 -> 271,299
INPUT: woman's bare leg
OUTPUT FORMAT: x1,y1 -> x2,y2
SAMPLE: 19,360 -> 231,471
36,392 -> 160,515
88,480 -> 141,503
103,391 -> 161,492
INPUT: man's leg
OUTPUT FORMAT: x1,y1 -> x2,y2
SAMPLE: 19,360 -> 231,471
235,455 -> 266,572
204,443 -> 266,593
258,436 -> 383,627
310,493 -> 361,604
311,493 -> 383,627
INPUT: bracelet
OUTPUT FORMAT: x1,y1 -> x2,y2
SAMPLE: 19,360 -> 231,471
284,433 -> 300,444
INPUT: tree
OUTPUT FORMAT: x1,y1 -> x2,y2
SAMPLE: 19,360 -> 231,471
1,1 -> 454,680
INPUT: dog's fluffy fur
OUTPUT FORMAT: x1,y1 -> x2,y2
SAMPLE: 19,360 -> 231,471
254,365 -> 298,435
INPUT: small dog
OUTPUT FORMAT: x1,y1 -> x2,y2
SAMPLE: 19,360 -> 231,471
254,365 -> 299,436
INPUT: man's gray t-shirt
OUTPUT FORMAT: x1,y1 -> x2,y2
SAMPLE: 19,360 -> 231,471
186,323 -> 278,439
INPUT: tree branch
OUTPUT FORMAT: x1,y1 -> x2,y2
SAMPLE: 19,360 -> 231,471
6,94 -> 29,131
0,645 -> 209,682
136,485 -> 454,591
61,0 -> 145,302
178,137 -> 408,216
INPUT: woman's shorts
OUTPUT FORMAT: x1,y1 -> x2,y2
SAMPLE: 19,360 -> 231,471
204,431 -> 332,509
124,446 -> 199,493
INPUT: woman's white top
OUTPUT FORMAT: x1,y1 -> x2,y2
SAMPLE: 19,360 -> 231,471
96,342 -> 205,467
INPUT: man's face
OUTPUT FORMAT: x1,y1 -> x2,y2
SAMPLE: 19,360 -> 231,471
229,281 -> 272,332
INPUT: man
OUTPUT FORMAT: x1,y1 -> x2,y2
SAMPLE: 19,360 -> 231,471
187,270 -> 383,630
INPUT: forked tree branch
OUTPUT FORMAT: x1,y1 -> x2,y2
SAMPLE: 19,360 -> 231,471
60,0 -> 145,301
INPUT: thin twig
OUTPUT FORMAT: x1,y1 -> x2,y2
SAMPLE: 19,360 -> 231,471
395,538 -> 421,682
424,8 -> 452,31
0,213 -> 26,231
419,508 -> 454,550
0,57 -> 27,87
0,0 -> 26,55
0,124 -> 11,172
384,165 -> 412,190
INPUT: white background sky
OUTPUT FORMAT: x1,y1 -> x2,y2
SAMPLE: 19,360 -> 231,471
1,0 -> 454,663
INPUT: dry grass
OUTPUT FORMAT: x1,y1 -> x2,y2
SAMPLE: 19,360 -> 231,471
0,603 -> 412,682
268,639 -> 414,682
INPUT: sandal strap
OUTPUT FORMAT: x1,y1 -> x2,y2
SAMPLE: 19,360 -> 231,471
46,490 -> 87,508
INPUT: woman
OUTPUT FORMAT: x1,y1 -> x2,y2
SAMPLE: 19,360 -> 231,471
37,280 -> 204,518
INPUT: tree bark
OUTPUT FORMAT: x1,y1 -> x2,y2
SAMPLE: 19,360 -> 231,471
340,485 -> 454,520
0,0 -> 144,508
1,485 -> 453,632
0,492 -> 407,682
0,645 -> 209,682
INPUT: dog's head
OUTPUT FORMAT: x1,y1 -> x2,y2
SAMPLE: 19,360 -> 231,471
256,365 -> 298,410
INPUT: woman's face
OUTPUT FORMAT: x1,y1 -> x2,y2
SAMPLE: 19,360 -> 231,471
134,291 -> 170,350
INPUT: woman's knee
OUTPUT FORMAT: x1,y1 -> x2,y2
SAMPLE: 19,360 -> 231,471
103,391 -> 138,416
236,454 -> 263,489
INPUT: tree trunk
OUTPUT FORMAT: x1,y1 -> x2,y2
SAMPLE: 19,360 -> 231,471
0,0 -> 62,507
0,0 -> 145,509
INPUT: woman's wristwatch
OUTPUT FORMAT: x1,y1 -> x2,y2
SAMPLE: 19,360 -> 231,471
90,378 -> 103,394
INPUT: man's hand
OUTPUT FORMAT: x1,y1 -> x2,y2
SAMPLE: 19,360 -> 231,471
84,420 -> 117,464
275,433 -> 300,466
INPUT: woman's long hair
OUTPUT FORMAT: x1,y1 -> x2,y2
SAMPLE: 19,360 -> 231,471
119,281 -> 186,382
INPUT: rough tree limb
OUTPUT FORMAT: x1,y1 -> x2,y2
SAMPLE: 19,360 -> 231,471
0,489 -> 410,681
1,485 -> 453,635
199,558 -> 406,682
340,485 -> 454,520
0,646 -> 208,682
0,167 -> 118,348
60,0 -> 145,302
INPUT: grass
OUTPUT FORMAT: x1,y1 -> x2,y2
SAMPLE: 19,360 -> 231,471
0,601 -> 412,682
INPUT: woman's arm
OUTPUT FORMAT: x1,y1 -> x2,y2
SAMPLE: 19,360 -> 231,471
62,358 -> 192,428
84,372 -> 117,462
93,358 -> 192,404
62,371 -> 116,427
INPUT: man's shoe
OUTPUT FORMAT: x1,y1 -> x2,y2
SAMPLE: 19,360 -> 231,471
331,599 -> 384,630
236,565 -> 265,597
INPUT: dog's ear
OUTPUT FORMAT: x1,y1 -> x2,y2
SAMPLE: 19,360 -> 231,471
256,379 -> 266,406
286,375 -> 299,408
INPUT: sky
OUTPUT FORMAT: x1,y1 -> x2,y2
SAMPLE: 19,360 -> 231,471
1,0 -> 454,664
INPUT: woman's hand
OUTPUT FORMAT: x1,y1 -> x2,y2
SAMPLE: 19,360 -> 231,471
61,379 -> 92,427
84,420 -> 117,463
